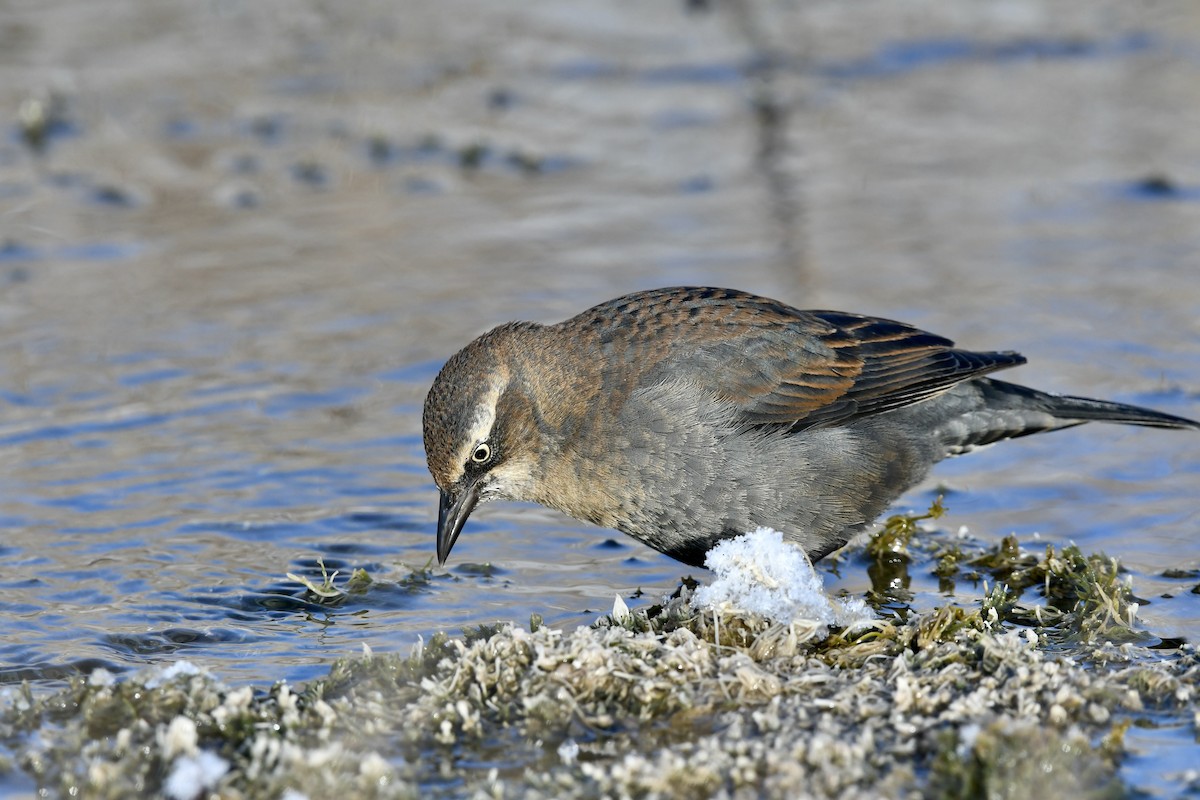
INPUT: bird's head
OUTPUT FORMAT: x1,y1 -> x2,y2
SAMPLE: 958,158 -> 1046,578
422,322 -> 546,565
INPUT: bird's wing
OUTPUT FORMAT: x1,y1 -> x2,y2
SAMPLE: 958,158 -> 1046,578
584,287 -> 1026,431
724,309 -> 1025,430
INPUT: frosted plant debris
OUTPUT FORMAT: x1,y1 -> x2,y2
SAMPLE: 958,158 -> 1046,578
164,750 -> 229,800
611,593 -> 631,623
693,527 -> 875,635
144,660 -> 206,689
2,509 -> 1198,799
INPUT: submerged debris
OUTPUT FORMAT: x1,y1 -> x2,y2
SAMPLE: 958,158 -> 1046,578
2,507 -> 1197,798
866,495 -> 945,561
287,558 -> 374,605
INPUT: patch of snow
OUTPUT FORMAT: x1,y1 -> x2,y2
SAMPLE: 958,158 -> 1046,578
692,527 -> 875,632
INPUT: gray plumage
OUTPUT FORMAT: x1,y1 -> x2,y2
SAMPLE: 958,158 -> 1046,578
423,287 -> 1199,568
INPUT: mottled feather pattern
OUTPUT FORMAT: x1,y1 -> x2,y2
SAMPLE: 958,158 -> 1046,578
557,288 -> 1029,432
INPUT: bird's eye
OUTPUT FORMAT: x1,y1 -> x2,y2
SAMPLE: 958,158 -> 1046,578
470,442 -> 492,464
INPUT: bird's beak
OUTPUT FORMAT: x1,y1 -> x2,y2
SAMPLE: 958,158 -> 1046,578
436,481 -> 480,565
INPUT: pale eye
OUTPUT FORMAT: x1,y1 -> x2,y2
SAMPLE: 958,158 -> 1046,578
471,442 -> 492,464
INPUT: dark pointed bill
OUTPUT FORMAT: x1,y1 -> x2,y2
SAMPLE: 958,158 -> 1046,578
436,483 -> 480,565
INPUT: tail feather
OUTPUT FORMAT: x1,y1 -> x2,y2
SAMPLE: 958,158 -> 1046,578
984,378 -> 1200,430
936,378 -> 1198,456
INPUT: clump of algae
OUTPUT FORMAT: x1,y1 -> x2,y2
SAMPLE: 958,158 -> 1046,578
288,557 -> 374,605
929,719 -> 1127,800
3,505 -> 1198,799
865,494 -> 946,561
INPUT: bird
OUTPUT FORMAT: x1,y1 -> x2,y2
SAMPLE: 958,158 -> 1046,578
422,287 -> 1198,568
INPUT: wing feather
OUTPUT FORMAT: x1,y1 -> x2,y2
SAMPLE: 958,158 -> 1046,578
571,287 -> 1027,431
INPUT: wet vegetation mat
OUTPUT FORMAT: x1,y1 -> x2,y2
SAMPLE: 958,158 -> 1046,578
2,507 -> 1197,799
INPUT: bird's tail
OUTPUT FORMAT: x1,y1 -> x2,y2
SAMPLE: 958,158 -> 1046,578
982,378 -> 1199,430
937,378 -> 1198,455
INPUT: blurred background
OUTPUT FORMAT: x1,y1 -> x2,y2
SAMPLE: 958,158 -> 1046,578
1,0 -> 1198,705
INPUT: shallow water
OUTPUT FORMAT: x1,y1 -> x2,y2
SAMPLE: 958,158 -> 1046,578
1,0 -> 1199,794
